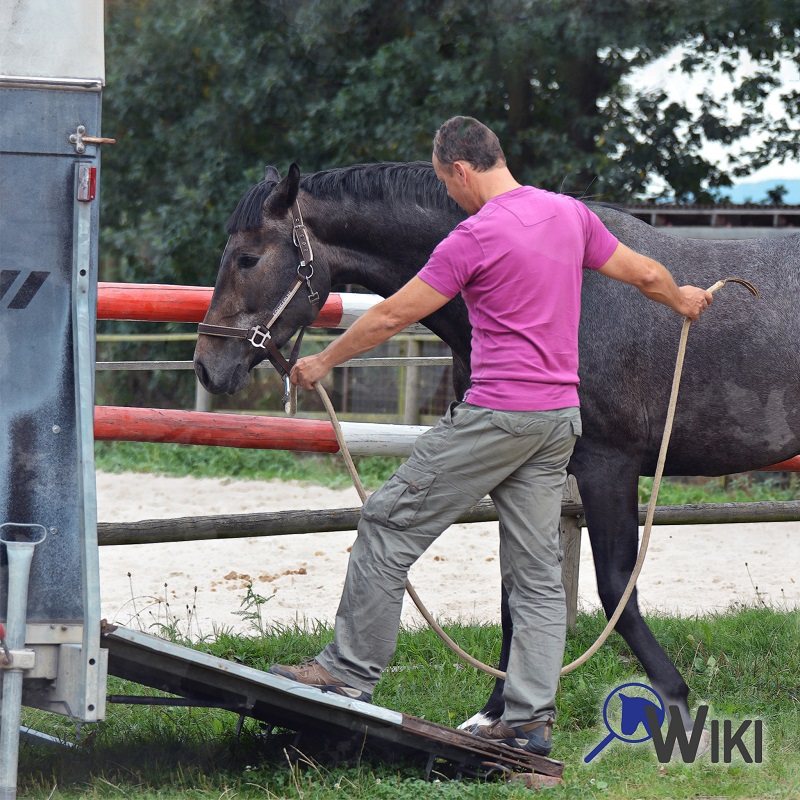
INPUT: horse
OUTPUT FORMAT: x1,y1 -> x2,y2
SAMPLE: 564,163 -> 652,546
194,160 -> 800,737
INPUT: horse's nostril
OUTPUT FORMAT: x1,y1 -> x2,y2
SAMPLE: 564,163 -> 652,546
194,359 -> 209,388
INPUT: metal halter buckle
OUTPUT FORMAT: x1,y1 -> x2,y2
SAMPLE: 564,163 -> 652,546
248,326 -> 271,348
297,263 -> 318,306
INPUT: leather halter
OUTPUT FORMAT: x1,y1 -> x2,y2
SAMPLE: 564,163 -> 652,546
197,199 -> 321,397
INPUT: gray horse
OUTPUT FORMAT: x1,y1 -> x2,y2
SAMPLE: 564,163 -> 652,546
194,161 -> 800,737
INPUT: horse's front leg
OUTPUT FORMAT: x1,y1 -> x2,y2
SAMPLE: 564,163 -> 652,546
458,571 -> 511,730
572,446 -> 695,731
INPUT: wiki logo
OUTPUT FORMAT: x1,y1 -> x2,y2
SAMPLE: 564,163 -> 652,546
584,682 -> 763,764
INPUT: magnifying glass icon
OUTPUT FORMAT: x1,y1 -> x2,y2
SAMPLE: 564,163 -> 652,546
584,682 -> 665,763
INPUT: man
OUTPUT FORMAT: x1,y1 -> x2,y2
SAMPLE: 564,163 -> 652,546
269,116 -> 712,756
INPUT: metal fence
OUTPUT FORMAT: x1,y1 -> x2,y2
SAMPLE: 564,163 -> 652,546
96,331 -> 454,424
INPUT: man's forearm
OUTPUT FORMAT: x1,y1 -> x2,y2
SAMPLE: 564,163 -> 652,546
291,276 -> 451,389
290,303 -> 411,388
635,260 -> 690,312
634,260 -> 712,321
316,305 -> 408,370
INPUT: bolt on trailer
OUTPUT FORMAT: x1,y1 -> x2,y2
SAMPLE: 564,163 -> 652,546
0,0 -> 108,786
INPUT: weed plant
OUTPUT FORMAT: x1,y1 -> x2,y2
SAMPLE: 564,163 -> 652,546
17,606 -> 800,799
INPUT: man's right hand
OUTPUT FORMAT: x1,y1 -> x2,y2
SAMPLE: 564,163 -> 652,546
677,285 -> 713,322
291,354 -> 331,390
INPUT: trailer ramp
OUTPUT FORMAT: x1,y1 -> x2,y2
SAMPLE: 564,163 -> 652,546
102,624 -> 564,784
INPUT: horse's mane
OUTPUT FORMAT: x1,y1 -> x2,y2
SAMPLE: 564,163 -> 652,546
227,161 -> 457,233
302,161 -> 454,209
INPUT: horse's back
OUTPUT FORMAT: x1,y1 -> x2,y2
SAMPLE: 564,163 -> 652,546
578,206 -> 800,476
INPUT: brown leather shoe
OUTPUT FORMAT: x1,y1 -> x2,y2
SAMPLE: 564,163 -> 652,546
268,659 -> 372,702
472,717 -> 554,756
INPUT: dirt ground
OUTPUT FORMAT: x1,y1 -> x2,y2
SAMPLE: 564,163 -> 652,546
96,471 -> 800,638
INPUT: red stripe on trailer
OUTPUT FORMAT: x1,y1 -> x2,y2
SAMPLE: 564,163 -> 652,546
97,282 -> 345,327
94,406 -> 341,453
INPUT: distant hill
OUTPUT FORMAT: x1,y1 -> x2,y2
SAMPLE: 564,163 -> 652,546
727,178 -> 800,205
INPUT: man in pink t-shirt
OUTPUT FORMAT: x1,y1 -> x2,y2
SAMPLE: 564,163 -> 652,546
270,117 -> 712,756
417,184 -> 618,411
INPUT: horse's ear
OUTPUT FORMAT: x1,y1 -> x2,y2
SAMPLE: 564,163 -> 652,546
264,162 -> 300,216
264,165 -> 280,183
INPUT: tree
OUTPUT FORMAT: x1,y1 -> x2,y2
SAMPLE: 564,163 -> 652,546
100,0 -> 800,290
291,0 -> 800,202
765,184 -> 789,204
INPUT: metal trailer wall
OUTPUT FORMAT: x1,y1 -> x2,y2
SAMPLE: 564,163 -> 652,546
0,0 -> 106,729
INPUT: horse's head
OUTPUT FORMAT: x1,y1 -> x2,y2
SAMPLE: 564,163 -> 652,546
194,164 -> 329,395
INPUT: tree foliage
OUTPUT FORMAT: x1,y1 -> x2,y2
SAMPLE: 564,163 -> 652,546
101,0 -> 800,287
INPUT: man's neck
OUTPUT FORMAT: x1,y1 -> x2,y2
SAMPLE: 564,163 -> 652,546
475,167 -> 522,208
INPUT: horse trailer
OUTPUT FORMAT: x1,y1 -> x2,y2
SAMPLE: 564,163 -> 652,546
0,0 -> 107,792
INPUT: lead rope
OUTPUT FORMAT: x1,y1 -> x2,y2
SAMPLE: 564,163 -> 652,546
313,277 -> 757,680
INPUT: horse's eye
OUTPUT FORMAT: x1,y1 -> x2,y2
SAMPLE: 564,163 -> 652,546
237,254 -> 260,270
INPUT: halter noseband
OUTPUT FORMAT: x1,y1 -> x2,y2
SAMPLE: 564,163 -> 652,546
197,199 -> 321,402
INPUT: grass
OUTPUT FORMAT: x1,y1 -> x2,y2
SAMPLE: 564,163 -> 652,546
95,440 -> 404,490
17,607 -> 800,799
96,440 -> 799,502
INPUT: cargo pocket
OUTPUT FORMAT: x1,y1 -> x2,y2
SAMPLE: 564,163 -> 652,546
489,411 -> 550,437
361,465 -> 436,530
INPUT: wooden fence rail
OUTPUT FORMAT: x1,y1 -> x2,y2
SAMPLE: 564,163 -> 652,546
97,500 -> 800,547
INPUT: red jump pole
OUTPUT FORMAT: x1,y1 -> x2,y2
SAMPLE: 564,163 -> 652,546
760,457 -> 800,472
97,282 -> 345,327
94,407 -> 800,469
94,406 -> 341,453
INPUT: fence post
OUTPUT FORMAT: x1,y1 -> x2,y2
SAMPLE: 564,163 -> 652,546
560,475 -> 582,629
195,378 -> 213,413
402,338 -> 422,425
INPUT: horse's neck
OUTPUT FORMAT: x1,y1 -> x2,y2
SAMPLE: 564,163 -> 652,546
316,201 -> 463,296
311,198 -> 471,363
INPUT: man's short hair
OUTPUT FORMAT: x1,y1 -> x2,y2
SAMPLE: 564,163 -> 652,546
433,116 -> 506,172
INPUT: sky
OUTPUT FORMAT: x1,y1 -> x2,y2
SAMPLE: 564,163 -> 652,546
626,46 -> 800,195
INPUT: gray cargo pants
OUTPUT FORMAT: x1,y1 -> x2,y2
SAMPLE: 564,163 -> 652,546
316,401 -> 580,725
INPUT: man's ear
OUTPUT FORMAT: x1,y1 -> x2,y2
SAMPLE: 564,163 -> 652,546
264,163 -> 300,216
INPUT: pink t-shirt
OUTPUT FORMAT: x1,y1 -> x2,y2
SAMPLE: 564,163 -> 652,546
417,186 -> 618,411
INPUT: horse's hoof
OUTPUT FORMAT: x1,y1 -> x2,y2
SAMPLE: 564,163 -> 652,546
458,711 -> 497,732
692,727 -> 711,758
670,727 -> 711,761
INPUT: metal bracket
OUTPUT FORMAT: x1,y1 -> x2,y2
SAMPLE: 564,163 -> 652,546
0,651 -> 35,671
69,125 -> 116,154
